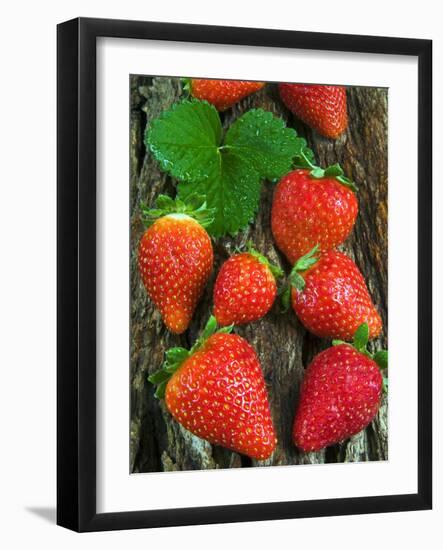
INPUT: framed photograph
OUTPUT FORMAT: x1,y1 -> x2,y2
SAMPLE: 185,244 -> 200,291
57,17 -> 432,532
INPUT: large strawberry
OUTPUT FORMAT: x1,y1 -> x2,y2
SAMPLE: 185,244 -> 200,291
271,168 -> 358,264
293,323 -> 387,452
186,78 -> 265,111
138,195 -> 214,334
279,83 -> 348,139
213,245 -> 283,326
149,317 -> 277,460
286,247 -> 382,341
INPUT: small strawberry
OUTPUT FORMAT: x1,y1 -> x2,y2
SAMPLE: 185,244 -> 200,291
148,316 -> 277,460
138,195 -> 214,334
186,79 -> 265,111
285,247 -> 382,341
271,168 -> 358,265
213,245 -> 283,326
293,323 -> 387,452
279,83 -> 348,139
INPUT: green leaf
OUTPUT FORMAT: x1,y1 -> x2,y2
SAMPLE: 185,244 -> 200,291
224,109 -> 306,181
279,285 -> 291,313
200,315 -> 218,341
155,194 -> 176,210
353,323 -> 369,351
141,193 -> 215,229
146,99 -> 222,183
154,380 -> 168,399
148,100 -> 314,237
289,271 -> 306,291
374,350 -> 388,370
382,376 -> 389,393
293,245 -> 319,272
288,245 -> 319,292
148,369 -> 170,384
293,143 -> 316,168
247,243 -> 284,278
323,163 -> 344,178
178,150 -> 261,237
165,347 -> 189,364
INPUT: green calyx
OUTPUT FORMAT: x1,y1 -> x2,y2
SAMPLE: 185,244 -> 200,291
279,245 -> 320,311
278,285 -> 292,313
246,242 -> 284,279
288,245 -> 320,292
294,149 -> 357,193
332,322 -> 388,392
180,78 -> 192,96
148,315 -> 233,399
140,193 -> 216,229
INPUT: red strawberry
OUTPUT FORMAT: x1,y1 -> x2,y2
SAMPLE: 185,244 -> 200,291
288,247 -> 382,341
293,325 -> 387,452
149,317 -> 277,460
138,195 -> 214,334
271,168 -> 358,264
188,79 -> 265,111
279,83 -> 348,139
213,246 -> 283,326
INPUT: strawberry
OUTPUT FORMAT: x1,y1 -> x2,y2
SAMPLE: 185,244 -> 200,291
271,168 -> 358,265
138,195 -> 214,334
279,83 -> 348,139
287,247 -> 382,341
149,317 -> 277,460
186,79 -> 265,111
213,245 -> 283,326
293,324 -> 387,452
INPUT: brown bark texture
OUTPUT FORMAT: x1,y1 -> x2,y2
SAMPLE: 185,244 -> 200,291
130,77 -> 388,473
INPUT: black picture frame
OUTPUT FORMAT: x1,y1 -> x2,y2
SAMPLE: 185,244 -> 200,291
57,17 -> 432,532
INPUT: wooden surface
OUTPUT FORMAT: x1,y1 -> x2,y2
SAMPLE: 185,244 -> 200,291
130,77 -> 388,473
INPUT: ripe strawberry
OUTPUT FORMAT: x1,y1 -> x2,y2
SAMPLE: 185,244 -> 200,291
293,324 -> 387,452
279,83 -> 348,139
138,195 -> 214,334
288,247 -> 382,341
213,246 -> 283,326
149,317 -> 277,460
187,79 -> 265,111
271,168 -> 358,264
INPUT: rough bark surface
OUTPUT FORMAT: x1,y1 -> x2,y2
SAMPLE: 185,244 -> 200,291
130,77 -> 388,473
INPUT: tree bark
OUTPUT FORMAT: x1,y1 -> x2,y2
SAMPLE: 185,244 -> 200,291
130,77 -> 388,473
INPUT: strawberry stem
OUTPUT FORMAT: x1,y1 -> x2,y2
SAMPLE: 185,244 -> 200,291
140,193 -> 215,229
148,315 -> 233,399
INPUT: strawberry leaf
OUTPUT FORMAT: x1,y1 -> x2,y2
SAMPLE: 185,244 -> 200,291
178,150 -> 261,237
146,99 -> 222,184
147,99 -> 314,237
224,109 -> 307,181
